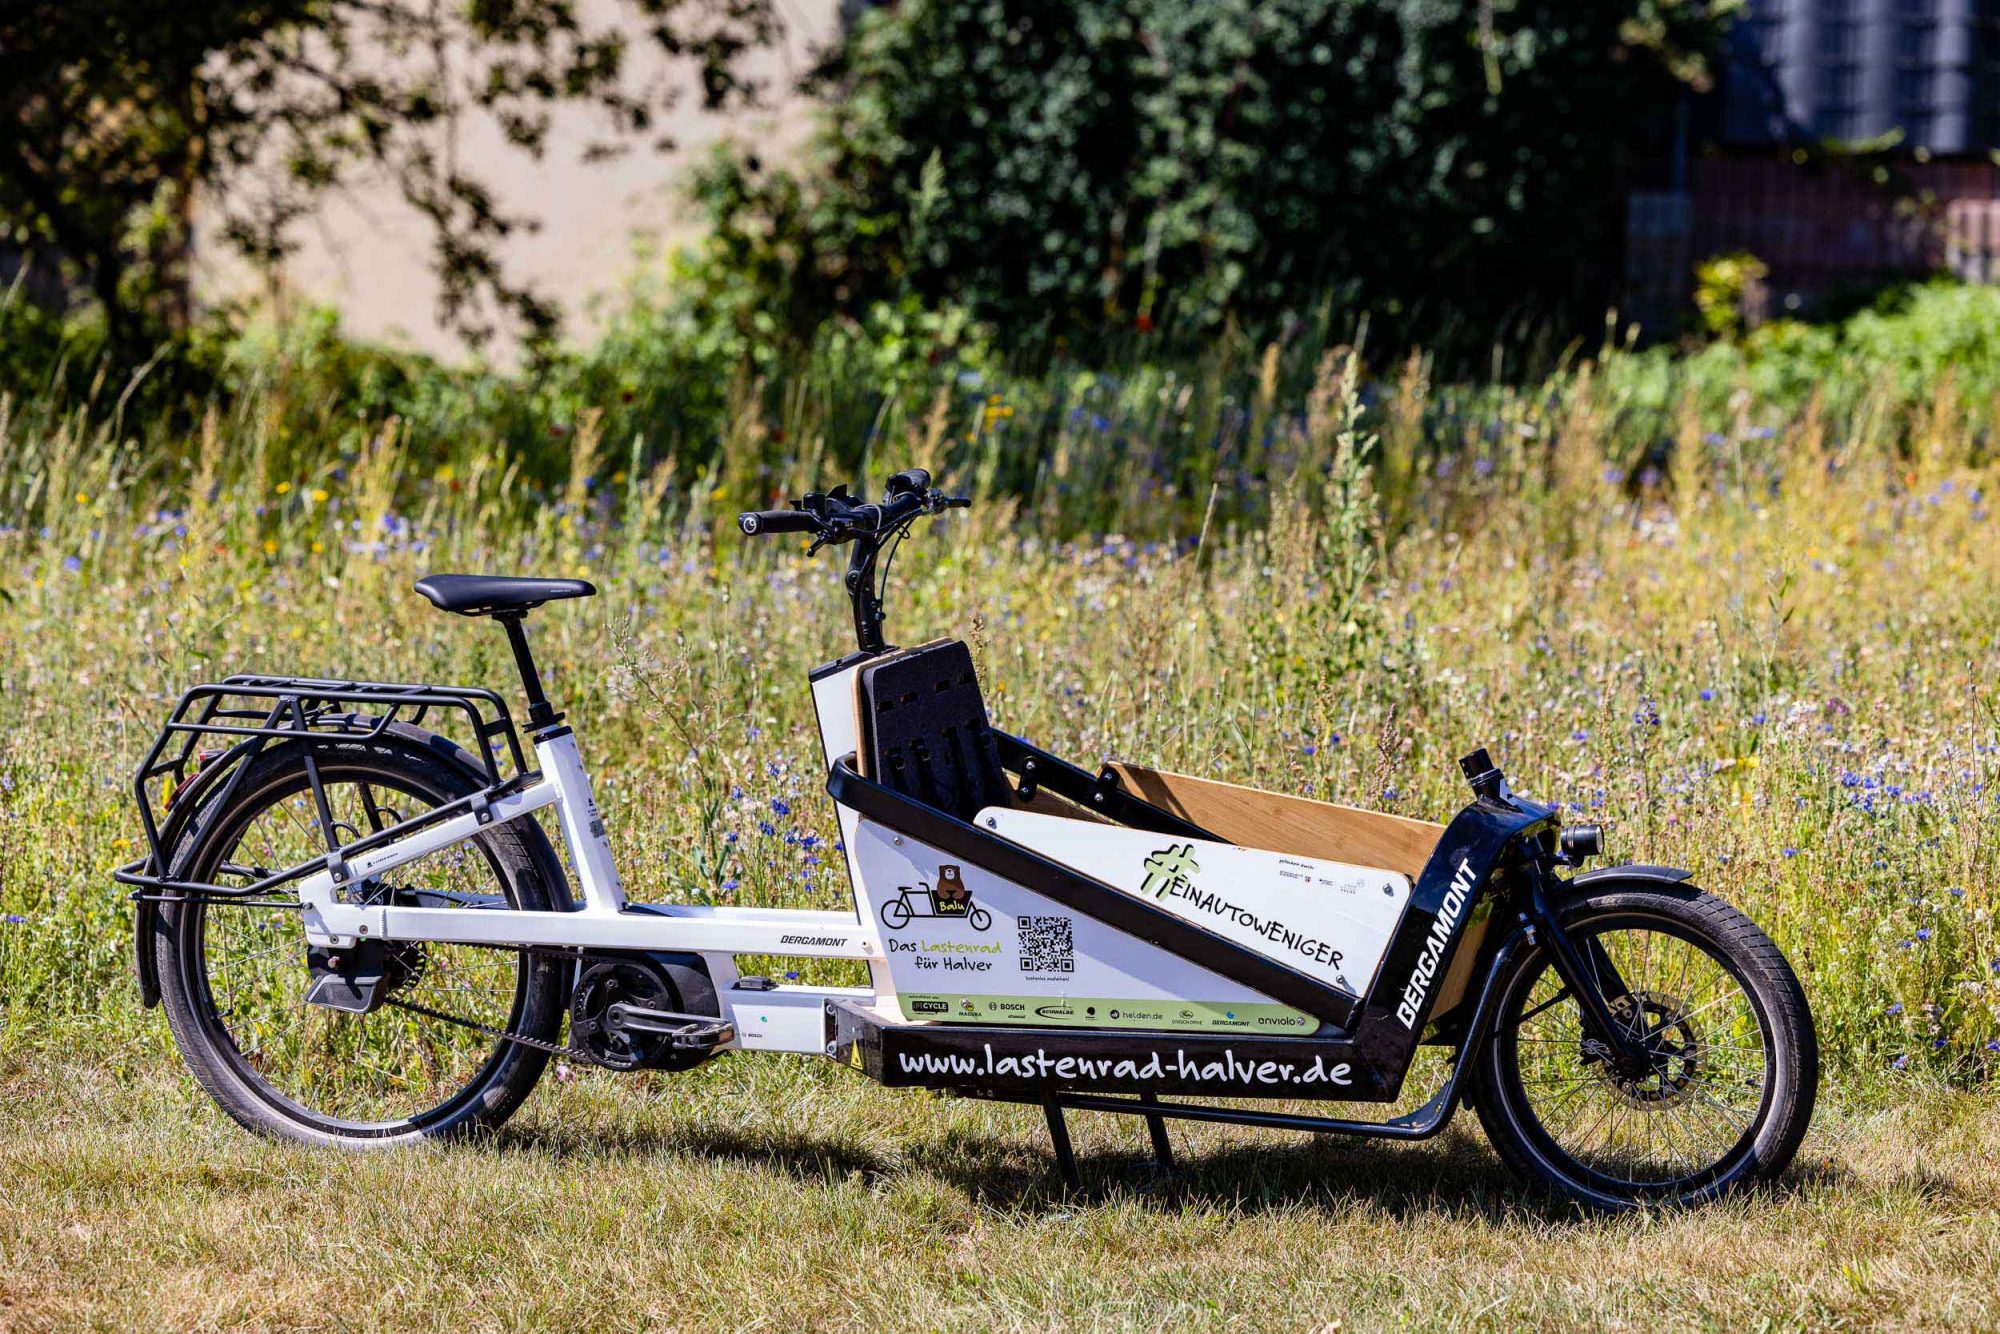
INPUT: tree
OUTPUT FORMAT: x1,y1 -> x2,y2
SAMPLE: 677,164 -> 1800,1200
0,0 -> 781,360
688,0 -> 1733,359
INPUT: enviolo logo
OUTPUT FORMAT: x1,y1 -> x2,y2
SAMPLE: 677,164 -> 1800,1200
1395,858 -> 1477,1030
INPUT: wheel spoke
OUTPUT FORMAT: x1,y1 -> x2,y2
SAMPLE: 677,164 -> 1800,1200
1497,918 -> 1772,1192
187,766 -> 541,1131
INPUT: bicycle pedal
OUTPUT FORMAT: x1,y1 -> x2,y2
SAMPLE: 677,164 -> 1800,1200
669,1021 -> 736,1051
604,1001 -> 735,1049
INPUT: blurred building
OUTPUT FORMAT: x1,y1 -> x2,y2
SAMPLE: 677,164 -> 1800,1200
1626,0 -> 2000,333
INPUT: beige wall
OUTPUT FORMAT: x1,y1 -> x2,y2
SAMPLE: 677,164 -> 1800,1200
195,1 -> 840,361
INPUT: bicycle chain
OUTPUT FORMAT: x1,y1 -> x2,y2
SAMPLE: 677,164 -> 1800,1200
381,943 -> 627,1064
383,994 -> 595,1061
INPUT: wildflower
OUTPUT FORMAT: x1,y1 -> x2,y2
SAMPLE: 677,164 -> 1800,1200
757,821 -> 777,837
1935,1037 -> 1949,1050
1917,928 -> 1932,942
276,481 -> 292,495
1949,886 -> 1965,899
1892,1054 -> 1909,1070
784,970 -> 800,981
1887,1002 -> 1903,1015
721,879 -> 740,891
1,913 -> 26,925
771,797 -> 791,816
1699,689 -> 1715,702
61,555 -> 80,572
1987,1040 -> 2000,1053
1782,848 -> 1798,858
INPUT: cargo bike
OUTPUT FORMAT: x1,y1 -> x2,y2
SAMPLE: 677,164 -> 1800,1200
117,469 -> 1818,1210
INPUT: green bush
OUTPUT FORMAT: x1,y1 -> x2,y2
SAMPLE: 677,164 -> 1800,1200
684,0 -> 1726,359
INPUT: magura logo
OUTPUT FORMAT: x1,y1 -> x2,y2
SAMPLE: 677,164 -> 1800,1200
1395,858 -> 1478,1030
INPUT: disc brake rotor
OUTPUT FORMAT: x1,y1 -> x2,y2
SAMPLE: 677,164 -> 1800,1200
1594,988 -> 1705,1108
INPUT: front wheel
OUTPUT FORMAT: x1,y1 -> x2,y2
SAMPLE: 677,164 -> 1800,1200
1471,881 -> 1817,1211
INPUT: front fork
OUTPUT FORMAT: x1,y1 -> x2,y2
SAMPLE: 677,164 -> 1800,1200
1517,859 -> 1650,1075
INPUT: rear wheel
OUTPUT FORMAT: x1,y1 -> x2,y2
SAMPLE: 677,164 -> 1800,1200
154,735 -> 569,1145
1472,881 -> 1817,1210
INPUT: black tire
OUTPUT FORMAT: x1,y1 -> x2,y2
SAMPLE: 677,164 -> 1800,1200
153,732 -> 569,1146
1471,881 -> 1817,1211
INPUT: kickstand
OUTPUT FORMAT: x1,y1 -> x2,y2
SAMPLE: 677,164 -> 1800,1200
1138,1093 -> 1175,1176
1043,1098 -> 1080,1190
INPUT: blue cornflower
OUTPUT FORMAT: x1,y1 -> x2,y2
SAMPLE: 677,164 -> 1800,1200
1699,689 -> 1715,702
1949,886 -> 1965,899
1892,1054 -> 1910,1070
1935,1038 -> 1949,1050
1917,927 -> 1932,942
757,821 -> 777,836
1751,712 -> 1767,726
62,555 -> 80,572
1,913 -> 25,925
1987,1040 -> 2000,1052
1782,848 -> 1798,858
771,797 -> 791,816
784,970 -> 800,981
1887,1002 -> 1904,1015
721,879 -> 739,891
1302,744 -> 1317,756
725,831 -> 739,845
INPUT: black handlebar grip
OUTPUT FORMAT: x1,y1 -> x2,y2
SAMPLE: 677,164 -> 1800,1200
738,510 -> 817,537
885,468 -> 932,497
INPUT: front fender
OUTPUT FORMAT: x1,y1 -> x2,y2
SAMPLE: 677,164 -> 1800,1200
1569,863 -> 1694,889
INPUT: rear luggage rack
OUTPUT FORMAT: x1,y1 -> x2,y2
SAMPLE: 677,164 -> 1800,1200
113,675 -> 531,903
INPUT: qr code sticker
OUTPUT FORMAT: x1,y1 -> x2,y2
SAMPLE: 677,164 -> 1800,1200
1018,915 -> 1074,974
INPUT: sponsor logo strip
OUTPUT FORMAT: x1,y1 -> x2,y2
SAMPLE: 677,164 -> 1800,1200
894,993 -> 1313,1032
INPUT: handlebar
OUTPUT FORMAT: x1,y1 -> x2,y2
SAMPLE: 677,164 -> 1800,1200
733,469 -> 968,654
735,473 -> 967,544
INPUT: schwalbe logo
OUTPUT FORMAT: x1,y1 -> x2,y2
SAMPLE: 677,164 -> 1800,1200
1395,858 -> 1478,1030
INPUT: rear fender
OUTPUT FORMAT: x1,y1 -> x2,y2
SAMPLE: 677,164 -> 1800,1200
134,719 -> 569,1008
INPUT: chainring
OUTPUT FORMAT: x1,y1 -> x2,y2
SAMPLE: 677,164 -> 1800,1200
569,959 -> 676,1070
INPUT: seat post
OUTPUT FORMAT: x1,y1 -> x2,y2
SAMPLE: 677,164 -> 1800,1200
496,613 -> 561,732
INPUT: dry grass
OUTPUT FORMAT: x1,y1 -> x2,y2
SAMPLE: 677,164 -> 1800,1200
2,1042 -> 1996,1332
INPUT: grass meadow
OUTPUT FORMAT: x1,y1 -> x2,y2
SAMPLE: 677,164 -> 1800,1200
3,345 -> 2000,1328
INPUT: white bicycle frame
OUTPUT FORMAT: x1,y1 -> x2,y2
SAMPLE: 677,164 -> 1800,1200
296,661 -> 889,1056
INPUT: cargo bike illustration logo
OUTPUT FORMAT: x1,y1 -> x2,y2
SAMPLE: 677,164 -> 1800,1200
879,864 -> 992,932
115,469 -> 1819,1212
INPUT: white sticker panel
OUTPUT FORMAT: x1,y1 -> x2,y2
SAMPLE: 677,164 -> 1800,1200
979,807 -> 1411,996
851,820 -> 1313,1034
